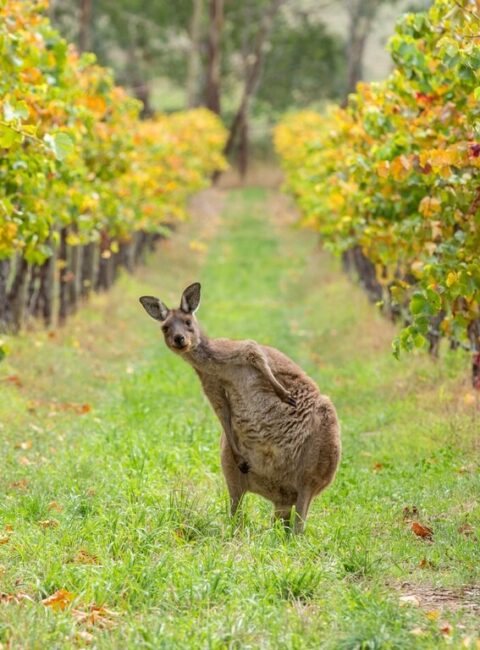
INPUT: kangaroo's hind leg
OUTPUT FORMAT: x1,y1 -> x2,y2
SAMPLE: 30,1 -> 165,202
294,490 -> 314,534
274,505 -> 293,530
220,433 -> 247,516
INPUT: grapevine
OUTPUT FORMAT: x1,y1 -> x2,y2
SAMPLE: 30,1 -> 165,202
275,0 -> 480,386
0,0 -> 227,331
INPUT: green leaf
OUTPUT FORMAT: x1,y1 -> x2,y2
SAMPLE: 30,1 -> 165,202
0,124 -> 22,148
3,100 -> 29,122
413,333 -> 426,348
44,132 -> 74,161
474,87 -> 480,101
410,293 -> 426,315
0,338 -> 9,363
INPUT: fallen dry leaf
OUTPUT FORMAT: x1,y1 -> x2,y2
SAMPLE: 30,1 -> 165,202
25,400 -> 92,415
411,521 -> 433,540
426,609 -> 440,620
18,456 -> 31,466
76,630 -> 94,644
0,592 -> 34,604
47,501 -> 63,513
461,636 -> 480,648
440,622 -> 453,636
72,604 -> 119,629
4,375 -> 22,388
372,462 -> 383,472
463,393 -> 477,406
410,627 -> 425,636
0,537 -> 9,546
42,589 -> 75,611
418,558 -> 435,569
9,479 -> 28,490
189,240 -> 207,253
458,523 -> 475,537
38,519 -> 59,529
72,549 -> 99,565
15,440 -> 32,451
400,594 -> 421,606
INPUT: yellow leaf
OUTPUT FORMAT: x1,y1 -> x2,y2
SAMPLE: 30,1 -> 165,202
419,196 -> 441,217
446,272 -> 458,287
411,261 -> 424,277
189,240 -> 207,253
42,589 -> 75,611
38,519 -> 59,529
391,156 -> 411,181
377,161 -> 390,178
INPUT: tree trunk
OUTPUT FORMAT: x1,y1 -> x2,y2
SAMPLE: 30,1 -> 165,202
468,319 -> 480,389
78,0 -> 92,53
135,82 -> 153,119
8,256 -> 30,332
68,244 -> 83,315
187,0 -> 204,108
342,0 -> 379,105
27,264 -> 41,324
351,245 -> 383,304
205,0 -> 223,115
238,112 -> 249,180
37,251 -> 56,328
134,231 -> 149,266
81,242 -> 96,299
0,258 -> 10,330
58,227 -> 70,325
223,0 -> 284,159
119,239 -> 135,273
345,28 -> 368,100
96,231 -> 112,291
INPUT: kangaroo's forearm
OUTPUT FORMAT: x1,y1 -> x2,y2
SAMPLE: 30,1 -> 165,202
196,371 -> 242,457
242,341 -> 291,399
215,400 -> 240,457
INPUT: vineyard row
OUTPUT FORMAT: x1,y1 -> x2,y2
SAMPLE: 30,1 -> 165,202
275,0 -> 480,387
0,0 -> 227,333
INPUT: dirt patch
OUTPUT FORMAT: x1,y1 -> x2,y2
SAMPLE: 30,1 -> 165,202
395,581 -> 480,615
267,190 -> 300,228
217,164 -> 284,190
188,187 -> 226,235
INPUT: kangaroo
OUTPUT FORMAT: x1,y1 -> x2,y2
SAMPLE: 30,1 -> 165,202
139,283 -> 341,532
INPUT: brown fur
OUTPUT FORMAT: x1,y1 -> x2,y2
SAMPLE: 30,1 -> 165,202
139,283 -> 341,532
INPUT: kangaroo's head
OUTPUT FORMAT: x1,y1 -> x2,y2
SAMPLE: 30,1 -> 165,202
139,283 -> 202,354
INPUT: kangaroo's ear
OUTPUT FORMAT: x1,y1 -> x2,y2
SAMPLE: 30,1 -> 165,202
139,296 -> 169,321
180,282 -> 201,314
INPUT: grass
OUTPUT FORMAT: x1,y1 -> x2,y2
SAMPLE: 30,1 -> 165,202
0,186 -> 479,649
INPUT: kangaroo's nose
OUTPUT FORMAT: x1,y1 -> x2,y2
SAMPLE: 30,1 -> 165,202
174,334 -> 186,347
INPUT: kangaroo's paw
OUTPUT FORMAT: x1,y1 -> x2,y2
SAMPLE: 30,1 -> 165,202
285,394 -> 297,407
278,390 -> 296,407
238,460 -> 250,474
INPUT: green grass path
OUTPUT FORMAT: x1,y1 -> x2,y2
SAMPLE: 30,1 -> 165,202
0,187 -> 479,648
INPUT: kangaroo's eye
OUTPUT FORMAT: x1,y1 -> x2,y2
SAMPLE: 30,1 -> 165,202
185,319 -> 192,327
162,325 -> 169,333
